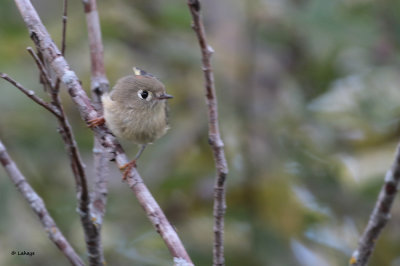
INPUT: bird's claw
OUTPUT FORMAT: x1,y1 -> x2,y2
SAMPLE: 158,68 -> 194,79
119,160 -> 137,180
88,116 -> 105,128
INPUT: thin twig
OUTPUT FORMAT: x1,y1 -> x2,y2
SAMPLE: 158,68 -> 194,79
13,0 -> 193,264
187,1 -> 229,265
82,0 -> 110,264
61,0 -> 68,56
350,144 -> 400,265
53,0 -> 68,94
0,73 -> 61,118
0,140 -> 85,266
26,47 -> 53,89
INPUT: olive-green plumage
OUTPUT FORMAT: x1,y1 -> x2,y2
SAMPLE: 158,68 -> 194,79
102,70 -> 172,145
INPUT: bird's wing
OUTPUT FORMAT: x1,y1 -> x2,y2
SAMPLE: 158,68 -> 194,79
101,93 -> 114,109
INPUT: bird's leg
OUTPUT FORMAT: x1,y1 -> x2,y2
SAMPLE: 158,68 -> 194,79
87,116 -> 105,128
134,144 -> 147,161
120,144 -> 147,180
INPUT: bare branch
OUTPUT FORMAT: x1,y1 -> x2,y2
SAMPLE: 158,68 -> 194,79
187,1 -> 229,265
82,0 -> 110,221
0,72 -> 61,118
13,0 -> 193,264
61,0 -> 68,56
350,144 -> 400,265
82,0 -> 110,263
0,140 -> 85,266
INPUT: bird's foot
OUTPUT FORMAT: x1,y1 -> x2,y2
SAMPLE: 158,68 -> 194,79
88,116 -> 105,128
119,160 -> 137,180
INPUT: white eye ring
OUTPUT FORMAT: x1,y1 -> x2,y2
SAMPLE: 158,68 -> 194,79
137,89 -> 152,101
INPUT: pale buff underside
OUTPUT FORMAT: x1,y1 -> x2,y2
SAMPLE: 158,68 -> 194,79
102,93 -> 169,144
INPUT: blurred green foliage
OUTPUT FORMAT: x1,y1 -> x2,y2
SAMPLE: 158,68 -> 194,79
2,0 -> 400,265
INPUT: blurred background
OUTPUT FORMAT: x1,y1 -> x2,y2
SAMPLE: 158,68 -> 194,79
1,0 -> 400,265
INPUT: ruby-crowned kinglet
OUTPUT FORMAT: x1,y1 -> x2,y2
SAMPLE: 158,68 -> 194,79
89,67 -> 173,178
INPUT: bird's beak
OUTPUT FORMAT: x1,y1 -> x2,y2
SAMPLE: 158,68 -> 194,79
157,93 -> 174,100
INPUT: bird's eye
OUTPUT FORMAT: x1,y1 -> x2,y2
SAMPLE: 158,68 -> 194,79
138,89 -> 151,101
141,90 -> 148,99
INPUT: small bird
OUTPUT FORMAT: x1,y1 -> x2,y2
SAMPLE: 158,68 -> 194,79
89,67 -> 173,179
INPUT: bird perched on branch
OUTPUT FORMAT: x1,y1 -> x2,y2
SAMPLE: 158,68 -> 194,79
89,67 -> 173,179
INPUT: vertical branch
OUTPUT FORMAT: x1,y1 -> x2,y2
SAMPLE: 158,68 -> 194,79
82,0 -> 109,98
0,140 -> 85,266
81,0 -> 110,264
187,1 -> 229,265
350,144 -> 400,265
81,0 -> 110,225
